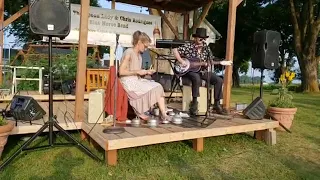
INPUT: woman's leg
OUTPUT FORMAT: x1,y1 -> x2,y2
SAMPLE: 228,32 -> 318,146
157,96 -> 169,120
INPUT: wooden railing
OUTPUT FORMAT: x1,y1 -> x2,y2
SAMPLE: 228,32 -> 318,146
86,68 -> 109,92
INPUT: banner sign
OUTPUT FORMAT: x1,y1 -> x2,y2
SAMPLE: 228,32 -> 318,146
45,4 -> 162,47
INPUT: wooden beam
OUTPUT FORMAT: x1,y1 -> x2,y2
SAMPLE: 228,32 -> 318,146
183,13 -> 189,40
74,0 -> 90,122
223,0 -> 238,110
191,1 -> 213,33
236,0 -> 244,7
157,9 -> 180,39
3,5 -> 28,28
0,0 -> 4,84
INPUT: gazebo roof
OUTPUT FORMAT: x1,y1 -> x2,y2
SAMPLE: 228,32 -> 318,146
107,0 -> 213,13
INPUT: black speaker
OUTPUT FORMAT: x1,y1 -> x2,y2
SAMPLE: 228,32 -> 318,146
243,97 -> 266,120
10,95 -> 46,121
28,0 -> 71,38
251,30 -> 281,69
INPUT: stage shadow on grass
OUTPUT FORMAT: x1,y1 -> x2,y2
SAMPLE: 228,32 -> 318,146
167,153 -> 237,180
30,149 -> 84,180
167,153 -> 206,180
304,134 -> 320,147
282,156 -> 320,179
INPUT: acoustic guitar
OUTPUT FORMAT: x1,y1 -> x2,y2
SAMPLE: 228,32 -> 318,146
173,57 -> 224,76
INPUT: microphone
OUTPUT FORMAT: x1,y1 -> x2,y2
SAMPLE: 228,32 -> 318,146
116,34 -> 119,42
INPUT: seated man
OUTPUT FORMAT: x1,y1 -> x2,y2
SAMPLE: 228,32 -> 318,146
173,28 -> 232,115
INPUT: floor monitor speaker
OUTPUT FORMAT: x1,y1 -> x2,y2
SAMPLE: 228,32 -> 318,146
251,30 -> 281,70
28,0 -> 71,38
10,95 -> 46,121
243,97 -> 266,120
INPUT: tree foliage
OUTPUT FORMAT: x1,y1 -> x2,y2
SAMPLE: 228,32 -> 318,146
4,0 -> 100,46
207,0 -> 264,87
260,0 -> 296,83
288,0 -> 320,92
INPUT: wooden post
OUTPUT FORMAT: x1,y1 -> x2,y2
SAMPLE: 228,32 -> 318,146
74,0 -> 90,122
111,0 -> 116,9
254,129 -> 277,145
0,0 -> 4,84
193,138 -> 204,152
223,0 -> 242,110
183,13 -> 189,40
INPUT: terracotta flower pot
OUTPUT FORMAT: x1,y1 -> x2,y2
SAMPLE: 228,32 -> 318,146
0,121 -> 14,158
267,107 -> 297,131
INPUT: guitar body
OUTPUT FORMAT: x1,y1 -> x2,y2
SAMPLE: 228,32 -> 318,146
174,57 -> 203,76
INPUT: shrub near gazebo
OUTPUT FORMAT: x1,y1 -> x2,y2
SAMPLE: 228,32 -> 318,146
268,71 -> 297,131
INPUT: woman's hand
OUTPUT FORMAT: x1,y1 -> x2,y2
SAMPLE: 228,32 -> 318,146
147,69 -> 156,75
137,70 -> 148,76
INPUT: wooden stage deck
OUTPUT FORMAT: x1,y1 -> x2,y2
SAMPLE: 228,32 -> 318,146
1,101 -> 86,135
0,91 -> 89,102
81,104 -> 279,166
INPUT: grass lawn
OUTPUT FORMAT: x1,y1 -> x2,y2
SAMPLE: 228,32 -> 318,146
0,87 -> 319,180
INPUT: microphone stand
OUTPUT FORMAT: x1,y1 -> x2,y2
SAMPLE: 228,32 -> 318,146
103,34 -> 125,134
195,54 -> 216,124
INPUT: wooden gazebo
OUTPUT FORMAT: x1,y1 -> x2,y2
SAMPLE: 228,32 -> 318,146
1,0 -> 280,167
73,0 -> 242,121
0,0 -> 243,121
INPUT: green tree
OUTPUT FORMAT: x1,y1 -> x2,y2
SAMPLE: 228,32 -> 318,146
4,0 -> 100,45
288,0 -> 320,92
207,0 -> 263,87
260,0 -> 296,83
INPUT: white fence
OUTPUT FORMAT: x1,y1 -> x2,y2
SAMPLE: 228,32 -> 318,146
0,65 -> 44,94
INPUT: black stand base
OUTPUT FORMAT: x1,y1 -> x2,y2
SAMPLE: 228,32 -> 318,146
103,126 -> 125,134
0,120 -> 102,170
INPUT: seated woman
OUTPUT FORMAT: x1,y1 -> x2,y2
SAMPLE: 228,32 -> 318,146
119,30 -> 169,122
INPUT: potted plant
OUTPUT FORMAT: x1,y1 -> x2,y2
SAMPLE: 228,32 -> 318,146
0,115 -> 14,158
268,70 -> 297,131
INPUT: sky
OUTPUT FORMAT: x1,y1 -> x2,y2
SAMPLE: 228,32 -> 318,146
3,0 -> 294,83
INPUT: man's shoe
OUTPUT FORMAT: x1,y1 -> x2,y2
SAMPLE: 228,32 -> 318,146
213,104 -> 229,115
189,101 -> 198,116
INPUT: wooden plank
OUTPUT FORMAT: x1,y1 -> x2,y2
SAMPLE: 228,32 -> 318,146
0,94 -> 89,101
106,121 -> 279,150
223,0 -> 239,110
74,0 -> 90,122
10,121 -> 82,135
82,122 -> 120,141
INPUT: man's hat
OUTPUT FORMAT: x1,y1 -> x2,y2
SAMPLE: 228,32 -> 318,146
192,28 -> 209,38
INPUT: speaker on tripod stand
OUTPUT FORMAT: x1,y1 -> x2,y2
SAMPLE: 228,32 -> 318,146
243,30 -> 281,120
0,0 -> 101,170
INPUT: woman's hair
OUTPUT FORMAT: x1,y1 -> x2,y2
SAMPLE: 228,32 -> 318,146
132,30 -> 151,46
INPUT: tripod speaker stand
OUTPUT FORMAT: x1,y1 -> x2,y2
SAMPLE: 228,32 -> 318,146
0,0 -> 101,170
0,37 -> 102,170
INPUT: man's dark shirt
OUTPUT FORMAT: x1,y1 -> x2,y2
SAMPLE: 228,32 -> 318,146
177,42 -> 214,62
177,42 -> 215,73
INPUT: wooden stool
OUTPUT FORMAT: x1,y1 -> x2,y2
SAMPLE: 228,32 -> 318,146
182,85 -> 214,113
